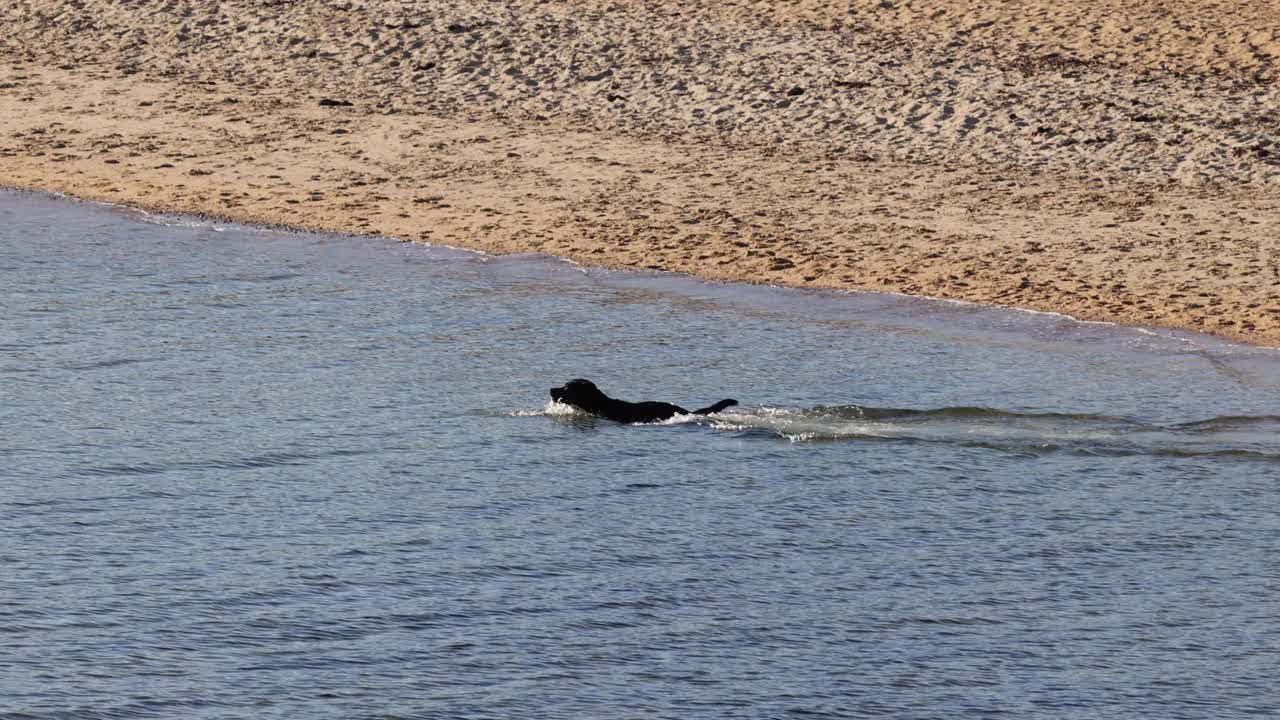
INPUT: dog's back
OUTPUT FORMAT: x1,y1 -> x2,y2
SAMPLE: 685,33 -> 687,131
610,400 -> 689,424
550,379 -> 737,424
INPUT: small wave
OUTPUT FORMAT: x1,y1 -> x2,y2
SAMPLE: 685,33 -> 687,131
890,615 -> 1006,627
1146,447 -> 1280,461
1170,415 -> 1280,432
62,448 -> 371,479
225,272 -> 305,283
62,357 -> 156,371
700,404 -> 1280,459
165,272 -> 304,286
794,404 -> 1145,425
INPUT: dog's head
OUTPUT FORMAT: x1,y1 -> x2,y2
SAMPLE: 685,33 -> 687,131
550,378 -> 610,412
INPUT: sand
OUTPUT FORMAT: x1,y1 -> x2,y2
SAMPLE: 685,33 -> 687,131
2,0 -> 1279,343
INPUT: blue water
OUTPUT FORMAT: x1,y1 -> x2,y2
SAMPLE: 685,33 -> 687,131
3,190 -> 1279,719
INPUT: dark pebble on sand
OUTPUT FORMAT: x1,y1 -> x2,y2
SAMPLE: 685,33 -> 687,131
318,98 -> 353,107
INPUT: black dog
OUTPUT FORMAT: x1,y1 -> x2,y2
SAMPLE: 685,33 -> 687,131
550,379 -> 737,424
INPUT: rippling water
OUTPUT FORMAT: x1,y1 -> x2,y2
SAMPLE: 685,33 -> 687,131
3,190 -> 1280,719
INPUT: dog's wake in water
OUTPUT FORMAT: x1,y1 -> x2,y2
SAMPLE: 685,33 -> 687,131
708,406 -> 1280,459
532,401 -> 1280,459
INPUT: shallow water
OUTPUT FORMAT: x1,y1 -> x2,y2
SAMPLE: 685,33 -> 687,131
3,190 -> 1279,719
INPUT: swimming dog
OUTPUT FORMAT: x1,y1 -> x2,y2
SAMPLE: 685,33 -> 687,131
550,379 -> 737,424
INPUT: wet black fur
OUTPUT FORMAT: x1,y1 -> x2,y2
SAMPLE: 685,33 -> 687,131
550,379 -> 737,424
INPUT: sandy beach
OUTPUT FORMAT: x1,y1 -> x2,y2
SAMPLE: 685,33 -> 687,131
2,0 -> 1278,343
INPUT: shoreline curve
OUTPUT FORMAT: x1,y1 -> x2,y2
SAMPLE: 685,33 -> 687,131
9,184 -> 1274,355
2,0 -> 1278,345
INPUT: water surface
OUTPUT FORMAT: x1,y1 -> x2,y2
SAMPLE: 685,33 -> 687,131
3,191 -> 1279,719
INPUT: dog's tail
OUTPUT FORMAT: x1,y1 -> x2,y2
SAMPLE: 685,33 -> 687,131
693,399 -> 738,415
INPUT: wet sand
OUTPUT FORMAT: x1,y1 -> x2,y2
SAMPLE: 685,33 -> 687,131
2,0 -> 1279,343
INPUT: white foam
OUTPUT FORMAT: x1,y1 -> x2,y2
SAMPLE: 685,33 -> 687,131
543,400 -> 579,416
501,401 -> 580,417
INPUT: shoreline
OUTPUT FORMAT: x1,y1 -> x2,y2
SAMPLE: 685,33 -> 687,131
3,0 -> 1278,345
8,183 -> 1273,354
